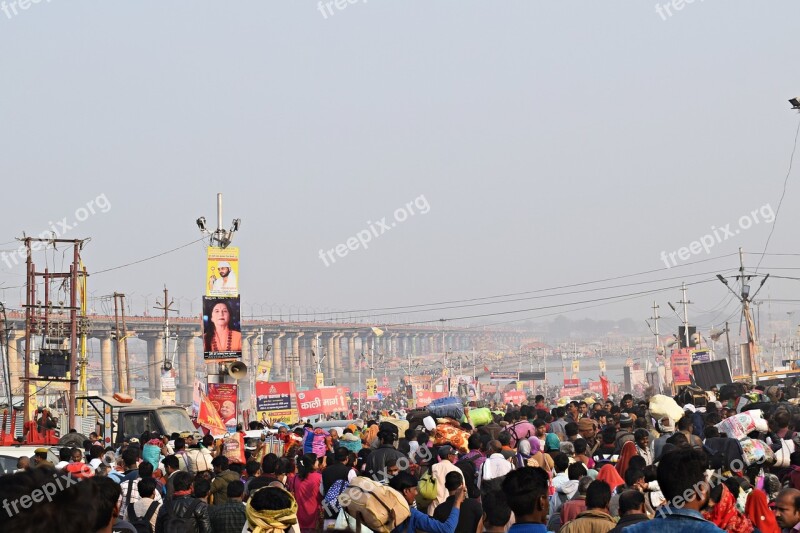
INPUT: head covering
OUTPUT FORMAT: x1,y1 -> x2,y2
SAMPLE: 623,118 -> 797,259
744,489 -> 779,533
703,484 -> 754,533
544,433 -> 560,452
659,417 -> 675,433
578,419 -> 595,432
615,441 -> 639,478
619,413 -> 633,428
218,261 -> 231,268
684,404 -> 697,413
34,447 -> 48,454
517,439 -> 532,456
597,464 -> 625,492
245,487 -> 299,533
528,436 -> 542,455
438,445 -> 455,459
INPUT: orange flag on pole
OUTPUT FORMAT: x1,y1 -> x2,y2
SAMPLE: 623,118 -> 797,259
197,389 -> 226,435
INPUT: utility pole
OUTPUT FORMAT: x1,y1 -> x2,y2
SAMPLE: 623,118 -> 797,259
650,301 -> 662,355
113,293 -> 130,394
716,248 -> 769,385
153,286 -> 177,397
725,321 -> 732,372
679,283 -> 691,349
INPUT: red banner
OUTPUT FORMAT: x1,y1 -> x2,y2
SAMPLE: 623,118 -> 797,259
671,349 -> 692,385
255,381 -> 294,412
377,386 -> 392,396
503,391 -> 526,404
564,378 -> 580,386
208,383 -> 238,429
561,385 -> 582,397
416,390 -> 446,407
588,381 -> 603,394
296,387 -> 350,418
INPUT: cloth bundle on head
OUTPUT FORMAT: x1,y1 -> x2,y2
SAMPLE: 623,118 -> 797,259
246,487 -> 299,533
577,419 -> 595,432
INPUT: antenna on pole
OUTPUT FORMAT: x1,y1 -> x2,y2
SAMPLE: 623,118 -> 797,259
196,193 -> 241,249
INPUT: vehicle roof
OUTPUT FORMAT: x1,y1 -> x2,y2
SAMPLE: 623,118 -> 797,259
118,404 -> 185,413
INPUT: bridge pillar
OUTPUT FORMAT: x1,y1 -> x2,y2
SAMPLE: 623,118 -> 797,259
101,334 -> 114,395
347,333 -> 358,387
272,333 -> 284,379
291,332 -> 303,385
304,333 -> 318,385
332,332 -> 343,384
4,329 -> 24,393
143,334 -> 163,400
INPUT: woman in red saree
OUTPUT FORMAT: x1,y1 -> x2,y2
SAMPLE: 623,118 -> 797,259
744,489 -> 779,533
615,441 -> 639,479
703,484 -> 754,533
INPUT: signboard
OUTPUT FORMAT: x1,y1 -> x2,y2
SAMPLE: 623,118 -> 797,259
588,381 -> 604,394
561,385 -> 583,397
161,370 -> 176,392
519,371 -> 546,381
296,387 -> 349,418
571,360 -> 580,373
255,361 -> 272,382
207,383 -> 238,431
315,372 -> 325,388
405,375 -> 432,389
490,372 -> 518,380
599,360 -> 606,374
564,378 -> 580,386
206,246 -> 239,297
255,381 -> 293,412
202,296 -> 243,361
671,349 -> 693,385
503,390 -> 526,404
416,390 -> 446,407
691,349 -> 711,364
366,378 -> 378,400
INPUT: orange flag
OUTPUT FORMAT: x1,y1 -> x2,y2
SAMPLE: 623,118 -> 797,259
197,390 -> 226,435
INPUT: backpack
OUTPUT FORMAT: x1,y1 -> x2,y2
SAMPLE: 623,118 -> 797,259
127,501 -> 158,533
456,456 -> 480,499
342,476 -> 410,533
162,499 -> 200,533
479,460 -> 506,496
324,479 -> 349,515
185,448 -> 212,474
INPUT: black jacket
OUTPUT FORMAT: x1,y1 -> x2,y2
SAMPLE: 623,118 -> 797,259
155,495 -> 212,533
608,512 -> 649,533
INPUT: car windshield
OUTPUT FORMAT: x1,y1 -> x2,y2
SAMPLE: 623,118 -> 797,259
157,408 -> 197,435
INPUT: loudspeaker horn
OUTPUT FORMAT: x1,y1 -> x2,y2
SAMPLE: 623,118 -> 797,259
228,361 -> 248,380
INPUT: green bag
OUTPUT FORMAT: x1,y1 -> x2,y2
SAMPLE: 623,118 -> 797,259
417,470 -> 437,503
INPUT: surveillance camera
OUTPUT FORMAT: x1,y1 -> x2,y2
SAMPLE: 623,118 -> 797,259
790,97 -> 800,109
196,217 -> 207,231
231,218 -> 241,232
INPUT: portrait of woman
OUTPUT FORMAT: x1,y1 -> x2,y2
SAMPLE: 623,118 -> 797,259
203,298 -> 243,353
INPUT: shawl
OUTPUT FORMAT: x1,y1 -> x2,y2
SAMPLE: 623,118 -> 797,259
703,484 -> 754,533
544,433 -> 560,452
596,464 -> 624,492
744,489 -> 779,533
615,441 -> 639,478
246,487 -> 299,533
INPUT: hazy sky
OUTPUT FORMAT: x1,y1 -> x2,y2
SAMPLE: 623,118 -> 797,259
2,1 -> 799,338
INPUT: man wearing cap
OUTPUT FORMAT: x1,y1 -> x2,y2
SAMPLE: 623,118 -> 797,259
653,417 -> 675,461
578,419 -> 600,456
33,447 -> 54,469
614,414 -> 635,452
428,445 -> 464,516
208,261 -> 237,294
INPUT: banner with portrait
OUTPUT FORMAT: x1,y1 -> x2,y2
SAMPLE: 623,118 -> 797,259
256,361 -> 272,382
202,296 -> 243,361
208,383 -> 239,431
671,348 -> 693,385
206,246 -> 240,297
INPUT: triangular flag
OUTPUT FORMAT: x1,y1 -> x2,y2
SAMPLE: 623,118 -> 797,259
371,327 -> 384,337
197,390 -> 226,435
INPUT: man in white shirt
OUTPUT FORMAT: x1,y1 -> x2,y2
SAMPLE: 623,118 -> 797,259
208,261 -> 237,294
118,461 -> 163,521
478,440 -> 514,488
428,445 -> 464,516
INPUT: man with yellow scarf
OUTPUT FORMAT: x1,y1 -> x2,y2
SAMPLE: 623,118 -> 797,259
244,486 -> 301,533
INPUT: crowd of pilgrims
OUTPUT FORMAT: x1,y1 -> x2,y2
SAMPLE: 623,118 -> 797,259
4,384 -> 800,533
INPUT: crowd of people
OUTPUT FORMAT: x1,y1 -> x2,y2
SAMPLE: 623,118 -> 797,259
3,383 -> 800,533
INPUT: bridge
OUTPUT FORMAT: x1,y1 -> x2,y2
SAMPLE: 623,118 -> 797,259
2,311 -> 521,404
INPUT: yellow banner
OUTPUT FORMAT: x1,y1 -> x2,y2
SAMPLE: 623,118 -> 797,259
256,361 -> 272,382
207,247 -> 240,297
366,378 -> 378,399
571,360 -> 580,373
315,372 -> 324,388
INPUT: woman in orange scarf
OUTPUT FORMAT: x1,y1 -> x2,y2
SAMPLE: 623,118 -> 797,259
615,441 -> 639,479
744,489 -> 779,533
597,464 -> 625,492
703,484 -> 754,533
